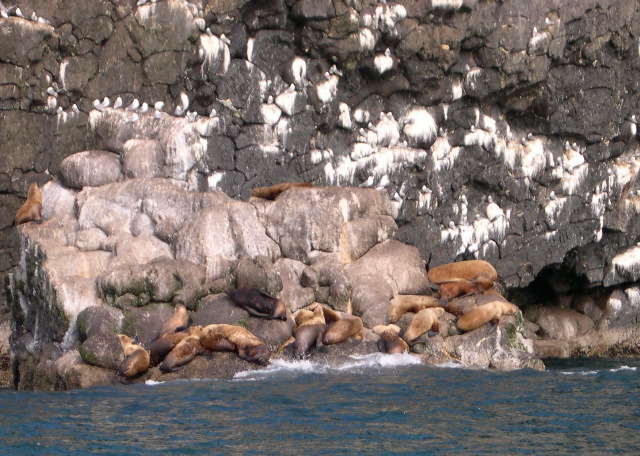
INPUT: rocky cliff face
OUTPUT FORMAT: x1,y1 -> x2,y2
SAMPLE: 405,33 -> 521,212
2,0 -> 640,389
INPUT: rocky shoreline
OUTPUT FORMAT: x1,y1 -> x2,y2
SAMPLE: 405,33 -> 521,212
3,0 -> 640,389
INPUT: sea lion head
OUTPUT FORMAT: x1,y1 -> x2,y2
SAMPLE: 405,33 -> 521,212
273,299 -> 288,321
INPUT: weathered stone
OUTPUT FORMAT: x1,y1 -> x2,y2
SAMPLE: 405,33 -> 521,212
121,303 -> 175,348
76,306 -> 124,342
61,150 -> 123,189
122,139 -> 164,179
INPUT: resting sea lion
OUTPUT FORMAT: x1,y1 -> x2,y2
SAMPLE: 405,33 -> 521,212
310,304 -> 341,325
446,293 -> 508,317
159,304 -> 189,337
427,260 -> 497,284
294,305 -> 326,328
251,182 -> 313,200
225,287 -> 288,320
159,335 -> 205,373
15,182 -> 42,225
322,315 -> 363,345
456,300 -> 519,332
118,334 -> 150,378
197,324 -> 271,365
373,324 -> 409,354
403,307 -> 445,344
293,324 -> 327,359
148,328 -> 189,366
388,295 -> 444,323
190,325 -> 237,353
438,277 -> 495,300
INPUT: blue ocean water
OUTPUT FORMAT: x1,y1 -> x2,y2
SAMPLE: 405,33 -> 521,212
0,354 -> 638,455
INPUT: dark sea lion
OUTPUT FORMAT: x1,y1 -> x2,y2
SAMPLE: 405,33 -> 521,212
427,260 -> 498,284
118,334 -> 150,378
373,325 -> 409,355
251,182 -> 313,200
225,287 -> 288,320
403,308 -> 445,344
388,295 -> 444,323
456,300 -> 519,332
438,277 -> 495,300
159,335 -> 205,373
148,328 -> 189,366
322,315 -> 363,345
15,182 -> 42,225
293,324 -> 327,359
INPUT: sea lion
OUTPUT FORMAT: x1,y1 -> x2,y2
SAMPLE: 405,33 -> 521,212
388,295 -> 444,323
310,304 -> 341,326
197,324 -> 271,365
446,293 -> 508,317
159,335 -> 205,373
438,277 -> 495,301
14,182 -> 42,225
322,315 -> 363,345
159,304 -> 189,337
294,305 -> 326,328
293,323 -> 327,359
148,328 -> 189,367
427,260 -> 498,284
251,182 -> 313,200
190,325 -> 237,353
456,300 -> 519,332
402,307 -> 445,344
225,287 -> 288,320
117,334 -> 150,378
373,324 -> 410,354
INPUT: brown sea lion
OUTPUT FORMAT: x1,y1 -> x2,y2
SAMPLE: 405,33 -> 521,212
159,304 -> 189,337
310,304 -> 342,326
15,182 -> 42,225
438,277 -> 495,300
427,260 -> 498,284
293,324 -> 327,359
251,182 -> 313,200
388,295 -> 444,323
148,328 -> 189,366
197,324 -> 271,365
322,315 -> 363,345
403,307 -> 446,344
159,335 -> 205,373
373,324 -> 410,354
446,293 -> 508,317
118,334 -> 150,378
225,287 -> 288,320
294,305 -> 326,329
456,300 -> 519,332
190,325 -> 237,353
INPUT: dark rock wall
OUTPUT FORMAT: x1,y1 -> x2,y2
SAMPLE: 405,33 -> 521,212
3,0 -> 640,306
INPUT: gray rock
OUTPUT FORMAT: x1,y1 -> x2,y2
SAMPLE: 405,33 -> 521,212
61,150 -> 123,189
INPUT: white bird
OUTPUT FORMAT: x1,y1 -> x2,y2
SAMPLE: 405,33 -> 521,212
179,92 -> 189,111
101,97 -> 110,108
220,34 -> 231,45
31,12 -> 37,21
205,27 -> 213,36
174,105 -> 184,116
72,104 -> 80,114
186,111 -> 198,122
15,7 -> 23,17
154,101 -> 164,111
46,87 -> 58,97
126,99 -> 140,111
37,16 -> 49,24
137,102 -> 149,114
113,97 -> 123,109
154,109 -> 162,119
209,108 -> 217,117
93,99 -> 105,112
